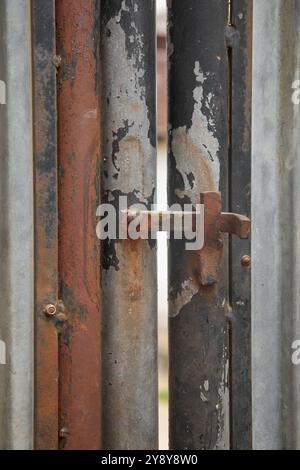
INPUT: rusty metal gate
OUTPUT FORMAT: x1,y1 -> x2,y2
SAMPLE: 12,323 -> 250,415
1,0 -> 280,451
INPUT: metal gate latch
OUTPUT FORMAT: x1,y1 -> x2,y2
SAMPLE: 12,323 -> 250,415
122,191 -> 250,287
199,191 -> 250,286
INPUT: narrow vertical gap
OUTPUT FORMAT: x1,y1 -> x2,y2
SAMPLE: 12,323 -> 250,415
226,0 -> 234,450
228,0 -> 233,26
157,0 -> 168,450
227,47 -> 233,305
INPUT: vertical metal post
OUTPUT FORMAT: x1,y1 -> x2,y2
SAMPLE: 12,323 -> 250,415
229,0 -> 252,449
0,0 -> 34,449
32,0 -> 59,450
168,0 -> 230,450
252,0 -> 300,450
101,0 -> 158,450
56,0 -> 101,450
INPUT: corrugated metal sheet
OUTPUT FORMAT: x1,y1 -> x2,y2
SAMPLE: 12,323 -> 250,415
252,0 -> 300,450
0,0 -> 34,450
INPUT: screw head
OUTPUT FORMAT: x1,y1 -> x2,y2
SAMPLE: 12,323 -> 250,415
44,304 -> 57,316
59,427 -> 70,438
241,255 -> 251,267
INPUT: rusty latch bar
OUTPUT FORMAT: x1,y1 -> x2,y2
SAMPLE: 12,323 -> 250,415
122,191 -> 250,286
199,192 -> 250,286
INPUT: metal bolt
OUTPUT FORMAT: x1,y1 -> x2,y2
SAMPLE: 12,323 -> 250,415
59,427 -> 70,438
44,304 -> 57,316
241,255 -> 251,267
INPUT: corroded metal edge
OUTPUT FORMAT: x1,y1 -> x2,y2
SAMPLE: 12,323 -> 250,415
56,0 -> 101,450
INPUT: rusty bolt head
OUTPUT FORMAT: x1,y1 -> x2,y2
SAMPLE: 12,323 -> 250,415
241,255 -> 251,268
44,304 -> 57,316
59,427 -> 70,438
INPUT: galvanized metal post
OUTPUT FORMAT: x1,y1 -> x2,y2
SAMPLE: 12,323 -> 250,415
0,0 -> 34,450
168,0 -> 230,450
101,0 -> 158,450
56,0 -> 101,450
32,0 -> 59,450
252,0 -> 300,450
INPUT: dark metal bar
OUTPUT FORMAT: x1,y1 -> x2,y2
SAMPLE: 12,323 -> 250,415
167,0 -> 230,450
229,0 -> 252,450
100,0 -> 158,450
56,0 -> 101,450
32,0 -> 59,450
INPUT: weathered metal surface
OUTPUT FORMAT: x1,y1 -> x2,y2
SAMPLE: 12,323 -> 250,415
0,0 -> 34,449
252,0 -> 300,450
229,0 -> 252,450
32,0 -> 59,450
168,0 -> 230,450
56,0 -> 101,450
101,0 -> 158,450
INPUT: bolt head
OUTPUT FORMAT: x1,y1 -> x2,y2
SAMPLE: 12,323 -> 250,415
241,255 -> 251,267
44,304 -> 57,316
59,427 -> 70,438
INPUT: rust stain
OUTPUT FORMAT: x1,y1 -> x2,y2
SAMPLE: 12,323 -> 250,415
33,0 -> 59,450
56,0 -> 101,450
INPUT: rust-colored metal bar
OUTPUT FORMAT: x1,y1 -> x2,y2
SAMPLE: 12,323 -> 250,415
56,0 -> 101,450
220,212 -> 250,239
32,0 -> 59,450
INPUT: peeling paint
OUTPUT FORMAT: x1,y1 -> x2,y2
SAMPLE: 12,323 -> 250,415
102,14 -> 155,202
215,349 -> 230,450
169,279 -> 198,318
171,62 -> 220,203
101,1 -> 157,450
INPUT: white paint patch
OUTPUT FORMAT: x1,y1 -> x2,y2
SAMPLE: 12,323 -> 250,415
215,346 -> 230,450
0,80 -> 6,104
238,12 -> 244,20
104,8 -> 155,202
171,62 -> 220,204
169,279 -> 199,318
0,340 -> 6,365
190,62 -> 220,186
